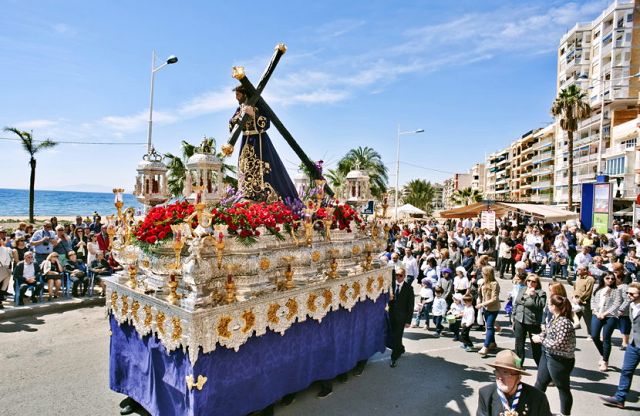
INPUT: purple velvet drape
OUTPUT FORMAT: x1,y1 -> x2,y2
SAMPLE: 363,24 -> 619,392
110,296 -> 388,416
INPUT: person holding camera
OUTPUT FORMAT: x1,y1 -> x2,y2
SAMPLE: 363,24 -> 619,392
30,221 -> 58,264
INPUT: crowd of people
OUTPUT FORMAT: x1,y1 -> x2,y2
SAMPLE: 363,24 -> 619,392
0,214 -> 119,308
382,216 -> 640,415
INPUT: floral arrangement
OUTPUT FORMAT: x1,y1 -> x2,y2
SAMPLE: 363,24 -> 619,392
134,201 -> 196,246
133,191 -> 363,247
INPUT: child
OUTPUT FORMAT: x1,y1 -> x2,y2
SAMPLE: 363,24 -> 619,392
447,293 -> 465,341
412,278 -> 434,328
460,294 -> 475,351
453,266 -> 469,295
432,286 -> 447,336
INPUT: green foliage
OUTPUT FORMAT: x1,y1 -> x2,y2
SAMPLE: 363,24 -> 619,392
336,146 -> 388,198
450,187 -> 483,206
551,85 -> 591,210
402,179 -> 436,214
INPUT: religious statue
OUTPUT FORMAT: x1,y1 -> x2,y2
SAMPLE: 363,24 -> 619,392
229,85 -> 298,203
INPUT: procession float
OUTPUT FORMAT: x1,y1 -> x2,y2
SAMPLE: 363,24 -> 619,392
105,44 -> 393,416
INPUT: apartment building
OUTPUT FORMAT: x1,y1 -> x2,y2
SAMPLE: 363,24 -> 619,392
470,163 -> 486,194
555,0 -> 639,207
509,130 -> 538,202
442,173 -> 472,209
530,124 -> 556,204
432,183 -> 444,212
485,149 -> 510,201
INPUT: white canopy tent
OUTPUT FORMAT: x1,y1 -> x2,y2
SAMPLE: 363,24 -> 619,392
397,203 -> 426,216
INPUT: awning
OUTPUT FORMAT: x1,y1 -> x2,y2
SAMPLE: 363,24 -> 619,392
397,203 -> 426,215
440,202 -> 578,222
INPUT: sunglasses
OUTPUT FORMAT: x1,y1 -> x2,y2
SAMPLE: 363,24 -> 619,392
526,280 -> 537,283
626,292 -> 639,296
604,277 -> 614,280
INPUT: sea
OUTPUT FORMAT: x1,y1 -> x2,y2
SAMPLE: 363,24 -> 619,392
0,188 -> 143,217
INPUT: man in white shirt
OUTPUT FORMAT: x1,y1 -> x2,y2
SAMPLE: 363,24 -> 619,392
574,246 -> 593,271
0,238 -> 13,308
403,248 -> 419,285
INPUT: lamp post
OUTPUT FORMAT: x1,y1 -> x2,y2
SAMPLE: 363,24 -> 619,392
394,126 -> 424,220
147,51 -> 178,154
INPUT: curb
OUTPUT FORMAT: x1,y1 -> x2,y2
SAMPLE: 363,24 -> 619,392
0,297 -> 105,320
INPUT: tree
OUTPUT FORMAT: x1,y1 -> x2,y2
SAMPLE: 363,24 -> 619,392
450,187 -> 483,207
4,127 -> 58,223
402,179 -> 435,214
551,84 -> 591,211
164,137 -> 236,198
324,168 -> 346,198
336,146 -> 388,199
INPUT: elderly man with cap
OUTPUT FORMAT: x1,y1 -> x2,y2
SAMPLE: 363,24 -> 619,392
388,265 -> 414,368
573,264 -> 595,334
477,349 -> 551,416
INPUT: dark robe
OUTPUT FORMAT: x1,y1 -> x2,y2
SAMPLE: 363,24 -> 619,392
229,103 -> 298,203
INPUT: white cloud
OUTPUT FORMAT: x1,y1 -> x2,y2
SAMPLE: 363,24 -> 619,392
52,23 -> 76,35
13,119 -> 59,130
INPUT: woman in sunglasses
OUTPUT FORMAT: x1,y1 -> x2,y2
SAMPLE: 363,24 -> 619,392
513,273 -> 546,367
591,272 -> 623,371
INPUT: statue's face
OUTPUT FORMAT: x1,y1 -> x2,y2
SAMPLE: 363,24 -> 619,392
235,91 -> 246,104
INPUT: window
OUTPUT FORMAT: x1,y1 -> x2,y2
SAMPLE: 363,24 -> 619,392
627,13 -> 633,23
606,156 -> 626,175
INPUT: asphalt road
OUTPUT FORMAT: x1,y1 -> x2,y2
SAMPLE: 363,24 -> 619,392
0,277 -> 638,416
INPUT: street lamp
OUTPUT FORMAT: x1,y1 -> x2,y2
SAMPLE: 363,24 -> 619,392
147,51 -> 178,154
394,126 -> 424,220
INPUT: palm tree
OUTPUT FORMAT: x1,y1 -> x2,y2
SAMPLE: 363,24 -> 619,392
551,85 -> 591,211
164,137 -> 236,198
450,187 -> 483,207
4,127 -> 58,223
337,146 -> 388,198
324,168 -> 346,198
402,179 -> 435,214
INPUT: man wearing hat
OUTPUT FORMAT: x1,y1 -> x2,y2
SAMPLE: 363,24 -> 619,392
388,265 -> 414,368
477,349 -> 551,415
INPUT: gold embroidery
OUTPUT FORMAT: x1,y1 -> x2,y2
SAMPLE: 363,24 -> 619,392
241,310 -> 256,333
156,312 -> 166,336
171,317 -> 182,342
238,140 -> 279,203
259,257 -> 270,270
143,305 -> 152,327
110,292 -> 118,310
286,298 -> 298,321
217,316 -> 232,339
307,293 -> 318,312
121,295 -> 129,317
267,303 -> 280,324
322,289 -> 332,308
131,301 -> 140,322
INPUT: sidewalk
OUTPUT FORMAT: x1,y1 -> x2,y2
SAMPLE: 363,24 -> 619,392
0,295 -> 105,320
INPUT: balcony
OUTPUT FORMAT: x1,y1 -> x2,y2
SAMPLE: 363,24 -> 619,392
530,193 -> 553,203
530,180 -> 552,189
532,151 -> 554,164
536,167 -> 553,176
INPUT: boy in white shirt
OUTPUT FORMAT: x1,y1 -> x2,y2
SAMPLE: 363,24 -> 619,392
460,294 -> 476,351
448,293 -> 465,341
432,286 -> 447,336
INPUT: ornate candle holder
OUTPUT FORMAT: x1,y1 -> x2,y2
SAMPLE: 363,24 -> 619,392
126,264 -> 138,289
225,263 -> 240,304
213,228 -> 225,270
314,179 -> 326,205
106,215 -> 116,250
362,243 -> 373,271
323,206 -> 335,242
327,248 -> 339,279
280,256 -> 295,290
303,201 -> 315,247
170,224 -> 185,271
167,273 -> 182,304
381,194 -> 389,218
113,188 -> 125,221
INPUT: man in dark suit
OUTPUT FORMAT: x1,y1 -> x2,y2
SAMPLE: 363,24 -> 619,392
600,281 -> 640,409
389,265 -> 414,368
477,349 -> 551,416
13,251 -> 44,305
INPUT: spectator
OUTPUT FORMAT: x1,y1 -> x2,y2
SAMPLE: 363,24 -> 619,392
65,251 -> 88,297
11,236 -> 30,263
89,250 -> 110,297
412,279 -> 434,329
30,221 -> 57,264
53,225 -> 72,265
573,265 -> 595,334
41,252 -> 63,300
591,272 -> 623,372
477,265 -> 501,357
96,226 -> 110,253
13,251 -> 43,305
547,245 -> 568,281
89,215 -> 103,233
459,295 -> 475,351
0,238 -> 12,309
402,248 -> 418,285
574,245 -> 593,272
613,263 -> 632,350
71,215 -> 84,233
477,350 -> 551,416
600,282 -> 640,409
14,222 -> 28,238
513,273 -> 546,367
453,266 -> 469,295
87,232 -> 100,267
72,227 -> 88,263
532,295 -> 577,416
436,267 -> 454,307
498,236 -> 513,280
432,286 -> 447,336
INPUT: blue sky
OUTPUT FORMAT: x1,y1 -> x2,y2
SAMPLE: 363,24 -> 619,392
0,0 -> 612,193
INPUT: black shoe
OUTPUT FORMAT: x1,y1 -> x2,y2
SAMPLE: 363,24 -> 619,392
280,393 -> 296,406
317,387 -> 333,398
336,373 -> 348,383
259,404 -> 274,416
600,396 -> 624,409
390,359 -> 398,368
0,302 -> 4,309
31,296 -> 38,304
